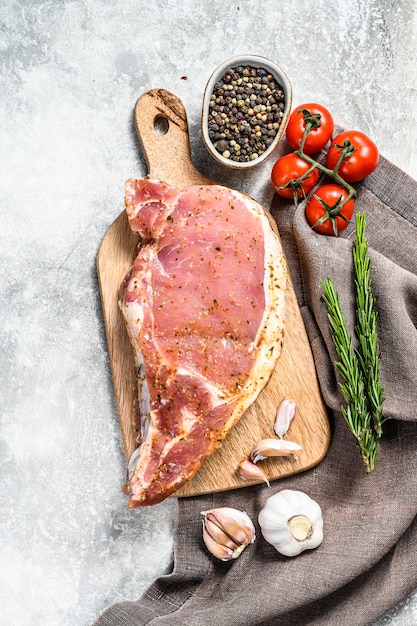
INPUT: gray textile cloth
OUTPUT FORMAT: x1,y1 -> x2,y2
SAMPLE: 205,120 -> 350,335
95,153 -> 417,626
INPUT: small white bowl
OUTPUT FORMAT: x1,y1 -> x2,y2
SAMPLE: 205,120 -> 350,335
202,55 -> 292,169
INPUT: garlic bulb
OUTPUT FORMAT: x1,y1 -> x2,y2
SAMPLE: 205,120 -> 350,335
201,507 -> 256,561
258,489 -> 323,557
274,398 -> 296,438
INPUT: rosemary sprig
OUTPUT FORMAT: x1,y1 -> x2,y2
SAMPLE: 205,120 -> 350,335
353,213 -> 385,437
321,213 -> 384,472
321,277 -> 379,472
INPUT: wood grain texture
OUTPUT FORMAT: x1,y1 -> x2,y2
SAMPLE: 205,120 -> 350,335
96,88 -> 330,497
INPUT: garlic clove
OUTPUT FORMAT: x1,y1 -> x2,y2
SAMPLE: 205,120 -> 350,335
205,508 -> 255,547
238,459 -> 270,487
201,507 -> 256,561
250,438 -> 302,464
203,514 -> 242,551
202,527 -> 237,561
274,398 -> 296,438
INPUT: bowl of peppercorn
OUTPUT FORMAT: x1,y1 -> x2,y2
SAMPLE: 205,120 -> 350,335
202,54 -> 292,169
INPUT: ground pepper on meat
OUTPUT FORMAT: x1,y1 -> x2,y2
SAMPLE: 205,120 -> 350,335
207,65 -> 286,163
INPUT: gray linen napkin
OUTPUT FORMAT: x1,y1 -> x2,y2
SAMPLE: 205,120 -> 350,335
95,153 -> 417,626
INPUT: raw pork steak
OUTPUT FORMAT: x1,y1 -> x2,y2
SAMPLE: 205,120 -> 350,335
120,178 -> 286,506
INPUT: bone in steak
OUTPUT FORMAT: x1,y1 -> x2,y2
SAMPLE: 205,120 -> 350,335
120,178 -> 286,506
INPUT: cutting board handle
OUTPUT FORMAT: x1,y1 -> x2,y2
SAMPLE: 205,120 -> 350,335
134,89 -> 211,187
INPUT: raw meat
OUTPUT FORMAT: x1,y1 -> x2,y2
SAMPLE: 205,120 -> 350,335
120,178 -> 286,506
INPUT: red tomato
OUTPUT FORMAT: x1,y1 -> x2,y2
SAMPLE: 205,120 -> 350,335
271,153 -> 319,200
326,130 -> 379,182
305,184 -> 355,236
286,103 -> 334,154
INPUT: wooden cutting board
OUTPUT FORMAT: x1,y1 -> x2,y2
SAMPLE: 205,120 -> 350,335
96,88 -> 330,498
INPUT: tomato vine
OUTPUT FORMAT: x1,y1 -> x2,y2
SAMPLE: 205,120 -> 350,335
271,105 -> 379,236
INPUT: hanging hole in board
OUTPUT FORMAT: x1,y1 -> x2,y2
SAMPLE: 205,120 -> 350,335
154,115 -> 169,135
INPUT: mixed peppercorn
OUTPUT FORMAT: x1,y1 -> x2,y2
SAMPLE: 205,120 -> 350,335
207,65 -> 286,163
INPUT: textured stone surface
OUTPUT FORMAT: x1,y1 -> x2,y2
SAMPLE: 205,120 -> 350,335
1,1 -> 416,624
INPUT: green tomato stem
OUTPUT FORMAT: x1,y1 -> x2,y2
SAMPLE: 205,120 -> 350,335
290,122 -> 357,212
298,121 -> 313,153
294,149 -> 357,208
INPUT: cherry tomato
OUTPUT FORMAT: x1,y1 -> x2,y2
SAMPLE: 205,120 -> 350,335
271,153 -> 319,200
286,103 -> 334,154
305,184 -> 355,236
326,130 -> 379,182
